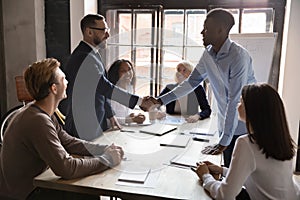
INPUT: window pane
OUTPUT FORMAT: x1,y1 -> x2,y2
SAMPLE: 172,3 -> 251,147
185,47 -> 205,65
227,9 -> 239,34
136,13 -> 156,45
163,10 -> 184,46
160,47 -> 182,88
134,47 -> 153,96
242,8 -> 274,33
118,13 -> 132,45
186,10 -> 206,46
106,44 -> 131,68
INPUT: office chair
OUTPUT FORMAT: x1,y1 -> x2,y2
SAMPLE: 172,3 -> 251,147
0,76 -> 65,144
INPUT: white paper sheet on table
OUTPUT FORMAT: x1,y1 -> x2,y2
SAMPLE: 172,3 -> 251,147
116,170 -> 161,188
162,116 -> 186,125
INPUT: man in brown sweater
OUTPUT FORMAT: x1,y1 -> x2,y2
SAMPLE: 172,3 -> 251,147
0,58 -> 124,199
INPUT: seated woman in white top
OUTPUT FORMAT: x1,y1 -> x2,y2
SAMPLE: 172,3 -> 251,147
194,83 -> 300,200
107,59 -> 145,125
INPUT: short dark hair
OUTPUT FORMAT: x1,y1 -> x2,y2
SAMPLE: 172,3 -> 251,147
242,83 -> 295,161
80,14 -> 105,33
207,8 -> 235,33
107,59 -> 136,89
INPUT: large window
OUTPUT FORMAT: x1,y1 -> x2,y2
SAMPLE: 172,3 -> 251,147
105,7 -> 276,97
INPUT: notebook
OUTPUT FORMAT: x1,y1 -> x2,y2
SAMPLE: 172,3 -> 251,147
160,135 -> 191,148
139,123 -> 177,136
118,169 -> 151,184
170,155 -> 198,168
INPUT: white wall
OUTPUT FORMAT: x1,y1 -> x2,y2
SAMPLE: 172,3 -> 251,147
70,0 -> 97,52
2,0 -> 46,109
278,0 -> 300,167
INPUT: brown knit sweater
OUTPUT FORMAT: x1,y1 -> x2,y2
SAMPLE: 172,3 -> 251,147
0,104 -> 112,199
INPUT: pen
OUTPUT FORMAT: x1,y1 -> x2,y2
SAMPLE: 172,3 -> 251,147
189,132 -> 214,136
190,167 -> 197,172
120,129 -> 135,133
192,137 -> 210,142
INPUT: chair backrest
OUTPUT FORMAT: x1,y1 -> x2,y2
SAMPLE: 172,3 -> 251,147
14,75 -> 65,125
15,76 -> 33,104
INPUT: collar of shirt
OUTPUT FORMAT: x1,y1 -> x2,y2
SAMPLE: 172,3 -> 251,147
82,40 -> 100,54
207,38 -> 232,60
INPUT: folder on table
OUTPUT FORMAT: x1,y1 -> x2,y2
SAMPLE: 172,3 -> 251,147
160,135 -> 191,148
139,123 -> 177,136
170,155 -> 198,168
118,169 -> 151,184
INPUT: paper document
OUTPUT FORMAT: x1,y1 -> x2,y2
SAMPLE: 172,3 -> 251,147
170,155 -> 198,168
183,128 -> 213,136
139,123 -> 177,136
118,169 -> 151,184
163,116 -> 186,125
116,170 -> 160,188
160,135 -> 191,148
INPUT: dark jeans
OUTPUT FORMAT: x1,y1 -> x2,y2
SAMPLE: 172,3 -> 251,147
223,134 -> 243,167
27,187 -> 99,200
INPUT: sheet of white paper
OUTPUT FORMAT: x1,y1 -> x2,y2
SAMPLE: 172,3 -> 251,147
160,135 -> 191,148
139,124 -> 177,136
116,170 -> 161,188
170,155 -> 198,168
182,127 -> 211,136
162,116 -> 186,125
118,169 -> 150,183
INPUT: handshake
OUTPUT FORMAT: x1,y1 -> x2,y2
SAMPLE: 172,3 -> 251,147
139,96 -> 162,112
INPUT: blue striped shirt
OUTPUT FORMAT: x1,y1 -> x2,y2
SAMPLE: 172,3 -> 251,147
160,38 -> 256,146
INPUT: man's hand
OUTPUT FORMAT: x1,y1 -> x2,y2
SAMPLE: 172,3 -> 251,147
201,144 -> 227,155
186,114 -> 200,123
156,111 -> 166,120
129,113 -> 146,124
104,143 -> 124,166
109,116 -> 122,130
140,96 -> 162,111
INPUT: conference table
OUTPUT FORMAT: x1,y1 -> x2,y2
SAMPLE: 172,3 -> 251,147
34,113 -> 221,200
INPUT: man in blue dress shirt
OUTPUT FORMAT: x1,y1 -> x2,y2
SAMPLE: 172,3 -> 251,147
151,8 -> 256,167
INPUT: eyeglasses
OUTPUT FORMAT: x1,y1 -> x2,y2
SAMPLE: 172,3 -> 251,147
89,27 -> 110,33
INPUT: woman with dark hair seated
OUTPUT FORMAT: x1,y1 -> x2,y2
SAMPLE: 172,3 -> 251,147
194,83 -> 300,200
107,59 -> 145,124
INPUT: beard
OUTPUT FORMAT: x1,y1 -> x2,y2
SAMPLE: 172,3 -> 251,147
98,41 -> 107,49
94,38 -> 107,49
